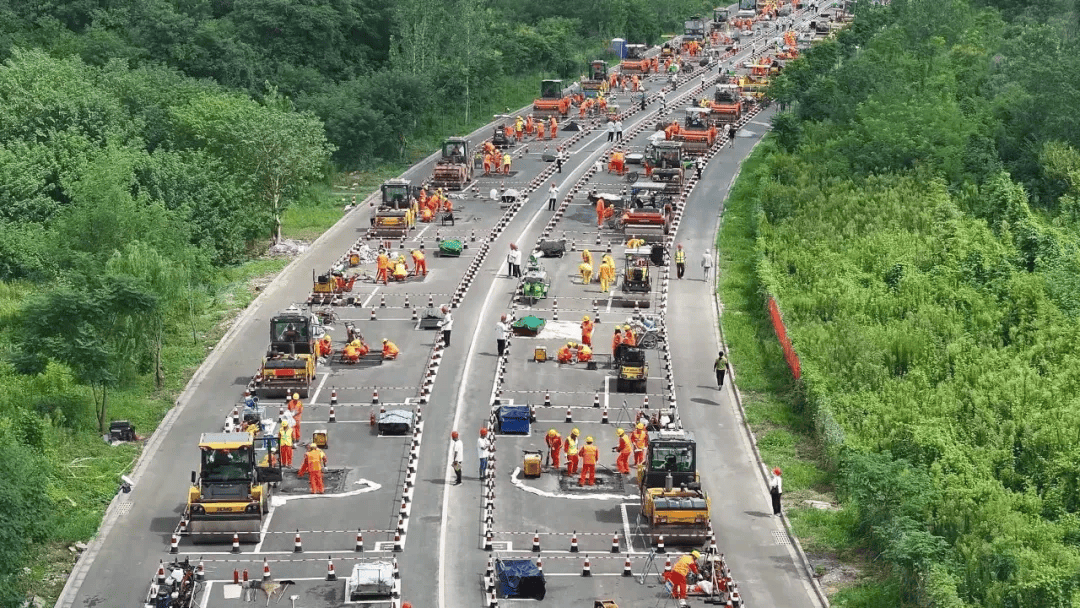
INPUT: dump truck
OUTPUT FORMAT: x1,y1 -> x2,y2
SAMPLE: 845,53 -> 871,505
255,305 -> 317,398
620,44 -> 652,74
431,137 -> 473,190
371,178 -> 414,238
533,80 -> 572,119
711,84 -> 743,124
637,429 -> 710,545
684,17 -> 707,41
187,432 -> 282,543
581,60 -> 608,97
671,108 -> 719,154
645,140 -> 685,194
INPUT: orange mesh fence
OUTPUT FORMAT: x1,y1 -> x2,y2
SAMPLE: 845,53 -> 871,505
767,296 -> 800,380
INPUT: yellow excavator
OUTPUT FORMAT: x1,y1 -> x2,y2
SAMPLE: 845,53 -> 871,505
638,429 -> 711,545
187,432 -> 282,543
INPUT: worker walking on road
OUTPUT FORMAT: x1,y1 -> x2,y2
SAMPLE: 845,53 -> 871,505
278,416 -> 294,467
495,314 -> 510,356
674,244 -> 686,279
548,182 -> 558,211
667,551 -> 701,604
438,305 -> 453,347
477,427 -> 490,480
296,443 -> 327,494
376,250 -> 390,285
614,428 -> 632,474
596,197 -> 607,227
546,429 -> 563,469
502,152 -> 512,175
581,315 -> 594,347
702,249 -> 712,281
770,467 -> 783,515
606,120 -> 616,142
615,119 -> 624,142
450,431 -> 464,485
631,422 -> 649,466
287,393 -> 303,442
578,436 -> 599,486
714,350 -> 728,388
565,429 -> 580,475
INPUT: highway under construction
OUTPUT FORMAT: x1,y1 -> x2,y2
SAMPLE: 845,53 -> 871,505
56,3 -> 834,607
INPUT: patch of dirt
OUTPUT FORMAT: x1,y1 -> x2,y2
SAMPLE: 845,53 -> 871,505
266,238 -> 310,258
807,552 -> 862,595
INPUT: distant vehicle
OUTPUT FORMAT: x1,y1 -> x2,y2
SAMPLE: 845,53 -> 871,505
737,0 -> 757,18
581,60 -> 608,97
684,17 -> 706,41
532,79 -> 571,118
431,137 -> 473,190
620,44 -> 652,74
712,6 -> 730,29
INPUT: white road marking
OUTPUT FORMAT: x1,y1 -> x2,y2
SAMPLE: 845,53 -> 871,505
414,224 -> 432,240
361,287 -> 381,308
199,581 -> 212,608
619,502 -> 639,553
510,467 -> 636,500
268,479 -> 381,507
310,372 -> 330,404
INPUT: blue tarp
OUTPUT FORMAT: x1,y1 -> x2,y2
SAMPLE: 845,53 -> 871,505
498,405 -> 530,435
496,559 -> 545,600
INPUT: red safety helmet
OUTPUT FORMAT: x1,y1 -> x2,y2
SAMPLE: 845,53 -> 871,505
480,428 -> 488,437
451,431 -> 459,440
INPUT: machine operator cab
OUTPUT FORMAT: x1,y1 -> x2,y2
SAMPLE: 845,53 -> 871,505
625,44 -> 648,60
715,84 -> 741,104
540,79 -> 564,99
191,433 -> 282,504
380,179 -> 413,209
713,6 -> 730,25
589,60 -> 608,82
646,140 -> 684,169
441,138 -> 469,164
684,107 -> 711,130
639,429 -> 698,488
684,17 -> 706,41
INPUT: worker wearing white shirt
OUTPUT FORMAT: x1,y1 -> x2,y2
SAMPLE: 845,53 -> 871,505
438,305 -> 453,347
495,314 -> 511,356
477,428 -> 490,480
451,431 -> 464,485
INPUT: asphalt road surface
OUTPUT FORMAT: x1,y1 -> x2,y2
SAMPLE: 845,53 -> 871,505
57,8 -> 829,608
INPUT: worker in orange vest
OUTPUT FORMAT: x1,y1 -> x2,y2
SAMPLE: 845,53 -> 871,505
667,551 -> 701,600
411,249 -> 427,277
549,117 -> 558,140
581,315 -> 594,347
287,393 -> 303,442
622,324 -> 637,347
278,417 -> 294,467
546,429 -> 563,469
296,443 -> 327,494
381,339 -> 399,360
537,120 -> 546,139
578,436 -> 599,486
631,422 -> 649,466
596,197 -> 606,227
376,251 -> 390,285
565,429 -> 580,475
614,428 -> 632,474
483,153 -> 494,175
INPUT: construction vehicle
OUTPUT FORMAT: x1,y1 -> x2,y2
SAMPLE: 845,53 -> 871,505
711,84 -> 743,124
671,108 -> 719,155
187,432 -> 282,543
637,429 -> 710,544
645,140 -> 685,194
738,76 -> 769,101
737,0 -> 757,17
620,44 -> 652,74
581,60 -> 608,97
660,43 -> 676,59
492,117 -> 513,148
256,305 -> 317,398
618,208 -> 669,242
371,178 -> 415,238
712,6 -> 730,29
431,137 -> 473,190
616,346 -> 648,393
532,80 -> 572,119
684,17 -> 707,41
622,247 -> 653,293
309,269 -> 357,305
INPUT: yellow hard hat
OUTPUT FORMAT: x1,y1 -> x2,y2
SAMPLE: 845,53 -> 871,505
636,422 -> 646,430
623,324 -> 631,330
617,428 -> 625,436
548,429 -> 557,437
692,550 -> 701,559
583,315 -> 590,321
586,436 -> 594,443
292,393 -> 299,400
572,428 -> 580,436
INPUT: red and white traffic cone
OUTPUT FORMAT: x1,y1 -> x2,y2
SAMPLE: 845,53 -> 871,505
262,559 -> 271,581
294,530 -> 303,553
581,555 -> 592,577
231,532 -> 240,554
570,532 -> 579,553
326,557 -> 337,581
623,554 -> 633,577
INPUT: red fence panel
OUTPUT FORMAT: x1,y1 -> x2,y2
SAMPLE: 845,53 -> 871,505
767,296 -> 801,380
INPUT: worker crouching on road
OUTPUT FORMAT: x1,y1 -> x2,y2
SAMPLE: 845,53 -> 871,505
579,261 -> 593,284
382,339 -> 399,360
577,344 -> 592,362
557,341 -> 579,364
664,551 -> 701,605
578,436 -> 599,486
546,429 -> 563,469
412,249 -> 427,277
318,334 -> 333,358
614,428 -> 632,474
297,443 -> 327,494
565,429 -> 580,475
343,338 -> 369,363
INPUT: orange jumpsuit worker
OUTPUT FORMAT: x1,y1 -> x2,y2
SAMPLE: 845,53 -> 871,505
667,551 -> 701,600
287,393 -> 303,442
612,329 -> 623,353
376,251 -> 390,285
596,198 -> 606,227
565,429 -> 580,475
631,422 -> 649,466
297,443 -> 327,494
546,429 -> 563,469
549,117 -> 557,140
382,339 -> 400,360
483,153 -> 494,175
623,324 -> 637,347
577,344 -> 592,362
615,428 -> 632,474
537,120 -> 546,139
278,417 -> 294,467
578,436 -> 599,486
412,249 -> 427,277
581,315 -> 594,347
343,341 -> 361,363
502,153 -> 512,175
557,342 -> 577,364
318,335 -> 333,357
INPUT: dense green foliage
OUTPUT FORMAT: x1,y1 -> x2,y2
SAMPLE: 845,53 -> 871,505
0,0 -> 714,167
751,0 -> 1080,604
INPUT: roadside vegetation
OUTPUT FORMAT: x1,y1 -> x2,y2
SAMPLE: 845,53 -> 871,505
0,0 -> 718,605
721,0 -> 1080,605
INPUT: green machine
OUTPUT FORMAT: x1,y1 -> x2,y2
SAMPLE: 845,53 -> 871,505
521,255 -> 550,304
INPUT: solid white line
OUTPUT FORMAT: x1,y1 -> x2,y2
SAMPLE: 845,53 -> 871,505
361,287 -> 381,309
620,503 -> 635,553
604,375 -> 611,412
199,581 -> 212,608
252,504 -> 276,553
310,372 -> 330,404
